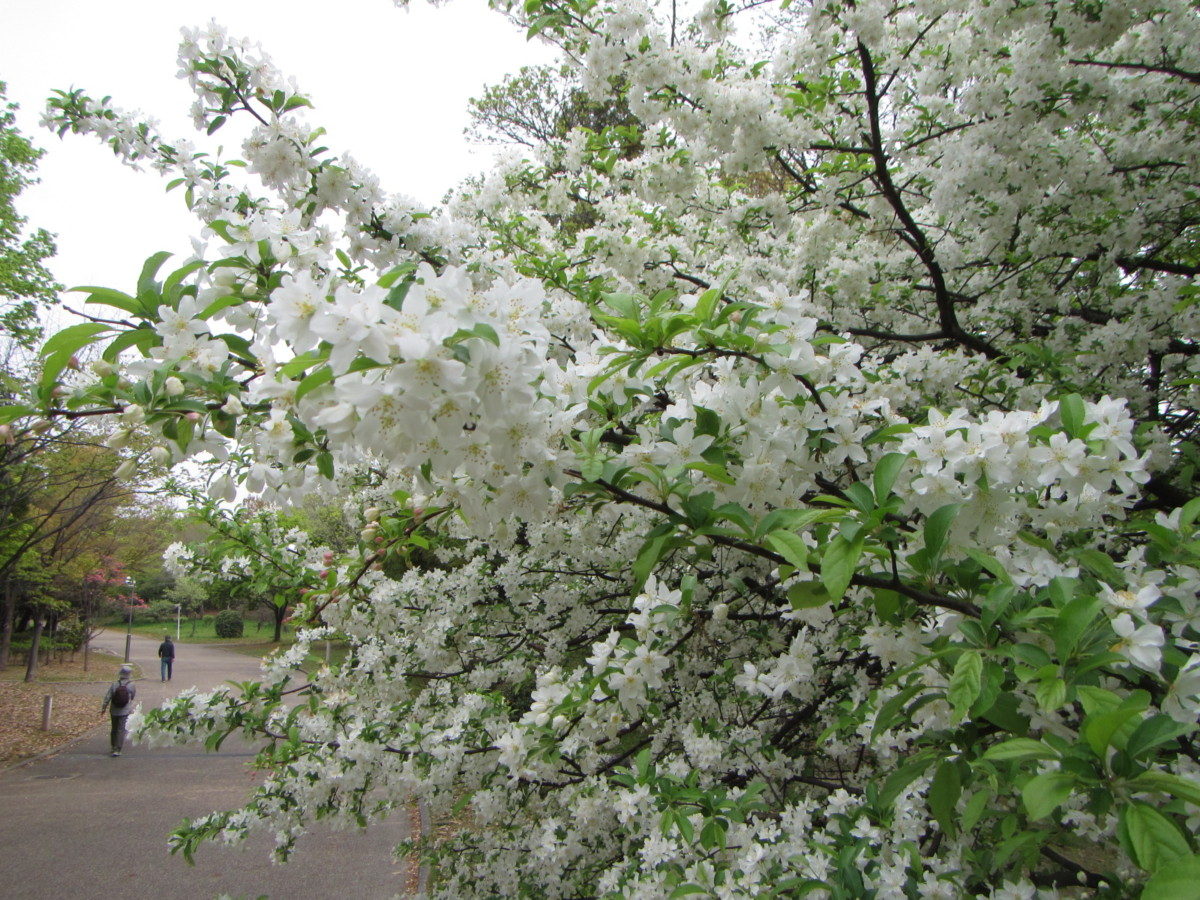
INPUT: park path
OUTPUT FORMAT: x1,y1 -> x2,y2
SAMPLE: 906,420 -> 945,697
0,630 -> 414,899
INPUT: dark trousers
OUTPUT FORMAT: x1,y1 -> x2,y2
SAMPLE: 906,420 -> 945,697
110,714 -> 129,752
160,658 -> 173,680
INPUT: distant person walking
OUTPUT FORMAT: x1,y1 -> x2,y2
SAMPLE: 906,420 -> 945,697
100,664 -> 136,757
158,635 -> 175,681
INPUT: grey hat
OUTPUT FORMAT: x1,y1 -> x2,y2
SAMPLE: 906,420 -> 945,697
119,665 -> 133,675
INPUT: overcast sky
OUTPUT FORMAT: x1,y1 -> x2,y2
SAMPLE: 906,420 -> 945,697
1,0 -> 555,319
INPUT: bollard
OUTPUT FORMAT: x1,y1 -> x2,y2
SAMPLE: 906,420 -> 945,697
325,640 -> 331,665
41,695 -> 52,731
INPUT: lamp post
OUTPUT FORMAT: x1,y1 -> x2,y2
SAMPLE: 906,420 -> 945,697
175,603 -> 181,641
123,578 -> 136,663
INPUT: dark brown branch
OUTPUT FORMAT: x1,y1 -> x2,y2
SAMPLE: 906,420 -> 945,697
856,41 -> 1001,361
1069,58 -> 1200,85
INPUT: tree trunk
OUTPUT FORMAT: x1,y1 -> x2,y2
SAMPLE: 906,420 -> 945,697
273,605 -> 286,643
24,617 -> 43,682
0,577 -> 14,670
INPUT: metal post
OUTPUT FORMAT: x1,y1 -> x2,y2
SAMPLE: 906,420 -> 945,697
175,604 -> 181,641
124,600 -> 132,663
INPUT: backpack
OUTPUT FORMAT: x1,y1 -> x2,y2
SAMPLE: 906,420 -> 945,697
112,683 -> 131,708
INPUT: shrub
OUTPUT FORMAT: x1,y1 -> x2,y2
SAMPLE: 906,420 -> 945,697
213,610 -> 244,639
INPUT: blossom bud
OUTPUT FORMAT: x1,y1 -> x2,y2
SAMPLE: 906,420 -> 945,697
150,445 -> 172,466
114,458 -> 138,480
106,429 -> 132,450
711,603 -> 728,623
221,395 -> 244,416
91,360 -> 116,377
67,355 -> 81,371
0,425 -> 11,445
164,376 -> 185,396
322,551 -> 335,564
360,525 -> 378,543
185,411 -> 201,422
50,386 -> 67,398
364,507 -> 381,523
121,405 -> 146,426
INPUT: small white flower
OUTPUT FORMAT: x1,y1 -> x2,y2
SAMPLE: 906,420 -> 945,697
1112,614 -> 1164,671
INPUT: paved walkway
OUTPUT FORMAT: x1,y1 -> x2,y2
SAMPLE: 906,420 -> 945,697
0,630 -> 413,899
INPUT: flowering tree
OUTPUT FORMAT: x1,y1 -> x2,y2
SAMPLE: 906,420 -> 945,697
164,493 -> 325,642
9,0 -> 1200,895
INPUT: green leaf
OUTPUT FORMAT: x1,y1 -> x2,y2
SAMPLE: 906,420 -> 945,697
1058,393 -> 1085,439
1022,771 -> 1075,821
787,582 -> 830,610
1143,854 -> 1200,899
1034,675 -> 1067,713
923,504 -> 959,564
878,752 -> 936,808
765,530 -> 810,572
820,534 -> 863,601
844,482 -> 874,513
1126,716 -> 1192,761
1130,771 -> 1200,807
137,250 -> 174,300
0,404 -> 32,425
694,287 -> 720,322
1122,802 -> 1190,873
754,507 -> 841,540
964,548 -> 1012,583
295,366 -> 334,402
1053,594 -> 1100,660
76,286 -> 141,315
315,451 -> 334,480
982,738 -> 1059,763
948,650 -> 983,718
1084,698 -> 1149,758
872,452 -> 909,503
1075,548 -> 1124,586
699,818 -> 726,850
40,322 -> 111,359
632,526 -> 675,590
103,327 -> 157,362
163,258 -> 206,295
928,761 -> 962,837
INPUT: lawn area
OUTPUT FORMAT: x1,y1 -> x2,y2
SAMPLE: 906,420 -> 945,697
104,619 -> 349,673
111,617 -> 297,644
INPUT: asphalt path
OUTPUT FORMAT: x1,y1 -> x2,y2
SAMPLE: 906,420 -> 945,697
0,630 -> 413,899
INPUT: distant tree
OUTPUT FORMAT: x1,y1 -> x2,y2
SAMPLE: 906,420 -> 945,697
0,80 -> 58,348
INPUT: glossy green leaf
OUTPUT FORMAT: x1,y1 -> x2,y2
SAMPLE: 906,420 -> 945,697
1022,771 -> 1074,820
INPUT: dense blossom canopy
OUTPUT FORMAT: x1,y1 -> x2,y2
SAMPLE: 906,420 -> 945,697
14,0 -> 1200,895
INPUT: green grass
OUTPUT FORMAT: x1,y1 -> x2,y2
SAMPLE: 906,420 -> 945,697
106,618 -> 299,645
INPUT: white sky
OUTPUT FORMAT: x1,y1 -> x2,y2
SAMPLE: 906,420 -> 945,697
0,0 -> 555,318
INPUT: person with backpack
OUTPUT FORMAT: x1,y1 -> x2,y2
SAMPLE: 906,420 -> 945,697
158,634 -> 175,681
100,664 -> 136,757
